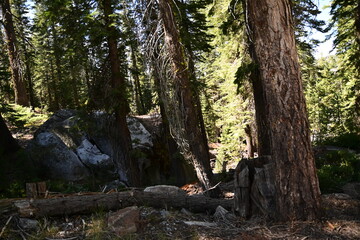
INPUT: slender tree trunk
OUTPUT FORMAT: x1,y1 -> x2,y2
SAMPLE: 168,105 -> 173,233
130,46 -> 145,114
179,11 -> 210,159
245,0 -> 321,221
49,55 -> 60,110
187,54 -> 211,161
244,124 -> 254,158
24,46 -> 35,109
101,0 -> 140,186
51,24 -> 64,108
1,0 -> 29,106
45,72 -> 53,109
158,0 -> 213,189
70,56 -> 80,108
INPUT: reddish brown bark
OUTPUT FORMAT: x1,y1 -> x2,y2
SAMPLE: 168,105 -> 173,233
246,0 -> 321,220
101,0 -> 140,186
158,0 -> 213,189
1,0 -> 29,106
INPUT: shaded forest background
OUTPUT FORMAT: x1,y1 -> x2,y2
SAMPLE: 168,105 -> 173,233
1,0 -> 360,197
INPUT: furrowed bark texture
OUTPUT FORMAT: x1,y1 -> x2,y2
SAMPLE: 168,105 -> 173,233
1,0 -> 29,106
102,0 -> 140,186
246,0 -> 321,221
158,0 -> 213,189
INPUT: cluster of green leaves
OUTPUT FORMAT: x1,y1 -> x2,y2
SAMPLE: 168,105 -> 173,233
316,150 -> 360,193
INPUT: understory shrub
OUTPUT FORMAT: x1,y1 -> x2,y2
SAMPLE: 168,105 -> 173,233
316,150 -> 360,193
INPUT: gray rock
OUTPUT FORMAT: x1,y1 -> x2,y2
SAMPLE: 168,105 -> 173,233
27,110 -> 198,186
27,110 -> 156,183
160,209 -> 170,218
31,132 -> 90,181
144,185 -> 186,195
342,182 -> 360,199
214,205 -> 236,221
127,117 -> 153,149
76,139 -> 112,169
18,218 -> 39,230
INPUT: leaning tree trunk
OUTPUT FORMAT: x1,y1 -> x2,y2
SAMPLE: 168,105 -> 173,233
158,0 -> 213,189
101,0 -> 140,186
1,0 -> 29,106
244,0 -> 321,221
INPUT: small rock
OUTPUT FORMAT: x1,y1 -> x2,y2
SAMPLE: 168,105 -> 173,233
214,205 -> 236,221
181,208 -> 193,216
18,218 -> 39,230
342,182 -> 360,199
160,209 -> 170,219
144,185 -> 186,195
107,206 -> 140,236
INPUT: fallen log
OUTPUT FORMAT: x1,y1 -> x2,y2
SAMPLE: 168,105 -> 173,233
14,190 -> 233,218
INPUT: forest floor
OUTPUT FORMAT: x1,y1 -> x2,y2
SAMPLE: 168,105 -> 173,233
2,110 -> 360,239
0,183 -> 359,240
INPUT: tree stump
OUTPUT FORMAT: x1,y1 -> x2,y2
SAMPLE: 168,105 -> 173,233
26,182 -> 47,199
234,156 -> 275,218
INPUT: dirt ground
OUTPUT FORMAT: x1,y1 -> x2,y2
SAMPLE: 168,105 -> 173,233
1,184 -> 359,240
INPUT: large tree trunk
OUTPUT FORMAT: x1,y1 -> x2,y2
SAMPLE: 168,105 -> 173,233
1,0 -> 29,106
12,190 -> 233,218
245,0 -> 321,221
158,0 -> 213,189
101,0 -> 140,186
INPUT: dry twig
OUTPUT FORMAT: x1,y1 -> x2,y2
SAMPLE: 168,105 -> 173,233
0,215 -> 13,238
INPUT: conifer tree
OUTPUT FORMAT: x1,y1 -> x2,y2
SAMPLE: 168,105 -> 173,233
245,0 -> 321,220
1,0 -> 29,106
157,0 -> 214,189
329,0 -> 360,129
99,0 -> 140,186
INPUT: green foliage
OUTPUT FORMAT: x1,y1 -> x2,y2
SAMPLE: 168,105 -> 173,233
316,150 -> 360,193
0,103 -> 49,129
321,133 -> 360,152
200,0 -> 253,167
305,55 -> 359,140
0,30 -> 12,101
47,180 -> 94,194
